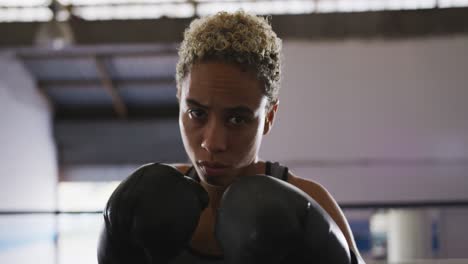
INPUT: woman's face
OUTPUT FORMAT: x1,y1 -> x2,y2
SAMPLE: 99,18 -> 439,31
179,61 -> 276,187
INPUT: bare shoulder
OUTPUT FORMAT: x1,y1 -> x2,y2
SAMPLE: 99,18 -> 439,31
170,163 -> 192,174
286,172 -> 342,223
287,172 -> 333,204
287,171 -> 361,258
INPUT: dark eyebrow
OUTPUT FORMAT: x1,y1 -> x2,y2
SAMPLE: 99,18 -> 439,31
226,106 -> 254,116
186,98 -> 208,109
186,98 -> 254,115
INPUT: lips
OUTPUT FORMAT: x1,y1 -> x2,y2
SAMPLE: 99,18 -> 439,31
198,161 -> 230,177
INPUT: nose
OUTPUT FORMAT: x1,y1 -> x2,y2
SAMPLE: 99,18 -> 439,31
201,117 -> 227,154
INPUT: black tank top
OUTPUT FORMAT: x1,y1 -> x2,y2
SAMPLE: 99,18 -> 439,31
185,161 -> 288,182
170,161 -> 289,264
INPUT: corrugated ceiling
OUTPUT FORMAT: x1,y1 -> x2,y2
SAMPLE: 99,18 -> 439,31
16,44 -> 180,120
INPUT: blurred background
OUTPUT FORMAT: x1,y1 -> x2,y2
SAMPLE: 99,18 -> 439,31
1,0 -> 468,263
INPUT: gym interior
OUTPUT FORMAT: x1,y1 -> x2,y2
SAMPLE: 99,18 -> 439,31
1,1 -> 468,263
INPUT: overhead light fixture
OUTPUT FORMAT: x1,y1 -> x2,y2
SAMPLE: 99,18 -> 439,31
34,0 -> 75,49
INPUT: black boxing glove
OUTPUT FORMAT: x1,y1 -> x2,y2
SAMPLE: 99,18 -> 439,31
97,163 -> 209,264
215,175 -> 355,264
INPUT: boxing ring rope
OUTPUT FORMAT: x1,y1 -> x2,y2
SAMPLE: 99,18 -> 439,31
1,200 -> 468,215
1,202 -> 467,263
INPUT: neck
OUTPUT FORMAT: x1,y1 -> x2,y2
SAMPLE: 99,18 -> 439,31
200,180 -> 227,209
199,160 -> 266,209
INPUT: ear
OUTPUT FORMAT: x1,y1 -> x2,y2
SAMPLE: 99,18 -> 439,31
263,101 -> 279,135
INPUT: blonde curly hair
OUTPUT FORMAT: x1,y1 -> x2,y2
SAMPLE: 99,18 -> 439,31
176,10 -> 282,108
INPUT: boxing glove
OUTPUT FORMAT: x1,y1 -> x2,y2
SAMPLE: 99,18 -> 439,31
215,175 -> 354,264
97,163 -> 209,264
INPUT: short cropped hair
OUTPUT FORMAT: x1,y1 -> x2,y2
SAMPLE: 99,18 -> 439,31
176,10 -> 282,108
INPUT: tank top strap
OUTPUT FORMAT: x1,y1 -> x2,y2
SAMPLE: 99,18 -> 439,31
185,161 -> 289,182
265,161 -> 289,181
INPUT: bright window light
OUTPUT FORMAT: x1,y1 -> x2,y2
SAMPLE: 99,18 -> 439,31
439,0 -> 468,7
336,0 -> 367,12
385,0 -> 406,10
197,1 -> 316,16
384,0 -> 436,10
332,0 -> 437,12
284,1 -> 314,14
0,7 -> 51,22
398,0 -> 436,9
58,181 -> 120,212
0,0 -> 48,7
368,0 -> 388,11
2,0 -> 468,22
74,3 -> 194,20
195,0 -> 232,2
316,0 -> 438,13
58,0 -> 186,5
316,0 -> 339,13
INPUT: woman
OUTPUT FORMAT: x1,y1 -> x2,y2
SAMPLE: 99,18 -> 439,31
98,11 -> 364,264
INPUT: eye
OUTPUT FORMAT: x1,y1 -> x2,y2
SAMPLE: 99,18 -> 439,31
228,115 -> 248,126
188,109 -> 206,120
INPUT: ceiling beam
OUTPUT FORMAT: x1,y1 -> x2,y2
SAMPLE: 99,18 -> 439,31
1,8 -> 468,46
38,77 -> 175,88
94,56 -> 128,119
15,45 -> 178,59
53,105 -> 179,121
